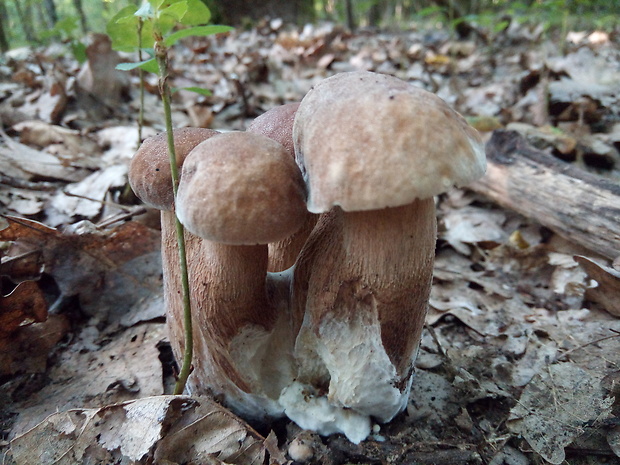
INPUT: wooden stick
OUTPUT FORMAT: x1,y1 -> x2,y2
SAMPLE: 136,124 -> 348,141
469,130 -> 620,260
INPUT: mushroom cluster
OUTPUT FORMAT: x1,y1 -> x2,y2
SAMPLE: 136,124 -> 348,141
128,71 -> 486,443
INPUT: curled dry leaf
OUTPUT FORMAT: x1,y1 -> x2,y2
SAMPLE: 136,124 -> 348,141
574,255 -> 620,317
10,396 -> 268,465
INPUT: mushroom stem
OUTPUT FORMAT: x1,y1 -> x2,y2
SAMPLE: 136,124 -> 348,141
268,213 -> 318,272
161,210 -> 290,417
285,198 -> 436,441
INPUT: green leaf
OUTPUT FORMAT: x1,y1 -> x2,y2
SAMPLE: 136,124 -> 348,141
172,86 -> 212,96
178,0 -> 211,26
107,5 -> 155,51
116,58 -> 159,73
107,6 -> 138,50
417,6 -> 444,17
164,25 -> 233,46
159,1 -> 188,22
493,20 -> 510,33
71,41 -> 87,63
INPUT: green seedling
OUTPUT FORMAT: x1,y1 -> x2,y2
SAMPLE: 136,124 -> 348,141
107,0 -> 232,395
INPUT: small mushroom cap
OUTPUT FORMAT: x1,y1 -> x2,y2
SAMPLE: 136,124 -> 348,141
246,102 -> 300,157
129,127 -> 219,211
293,71 -> 486,213
176,132 -> 308,245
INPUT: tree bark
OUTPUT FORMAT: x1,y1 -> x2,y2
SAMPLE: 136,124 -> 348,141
470,130 -> 620,260
345,0 -> 355,31
44,0 -> 59,27
0,4 -> 9,53
72,0 -> 88,34
210,0 -> 314,25
13,0 -> 37,43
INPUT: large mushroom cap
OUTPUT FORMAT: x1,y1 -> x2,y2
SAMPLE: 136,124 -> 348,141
176,131 -> 307,245
293,71 -> 486,213
129,127 -> 219,211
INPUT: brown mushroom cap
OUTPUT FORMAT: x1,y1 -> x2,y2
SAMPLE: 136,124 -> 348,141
129,127 -> 219,211
246,102 -> 300,157
176,132 -> 308,245
293,71 -> 486,213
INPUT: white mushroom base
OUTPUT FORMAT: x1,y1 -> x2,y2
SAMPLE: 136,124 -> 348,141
279,311 -> 414,444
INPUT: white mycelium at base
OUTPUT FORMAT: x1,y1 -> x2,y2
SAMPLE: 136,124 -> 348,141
279,310 -> 412,444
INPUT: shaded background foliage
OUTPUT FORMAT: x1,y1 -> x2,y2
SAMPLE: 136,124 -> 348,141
1,0 -> 619,54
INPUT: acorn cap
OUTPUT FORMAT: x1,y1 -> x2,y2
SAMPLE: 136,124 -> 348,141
293,71 -> 486,213
129,127 -> 219,211
176,132 -> 307,245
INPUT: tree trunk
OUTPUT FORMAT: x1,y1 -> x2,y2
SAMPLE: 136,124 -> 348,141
367,0 -> 382,27
44,0 -> 59,27
345,0 -> 355,31
211,0 -> 314,25
0,3 -> 9,53
72,0 -> 88,34
13,0 -> 37,43
432,0 -> 476,38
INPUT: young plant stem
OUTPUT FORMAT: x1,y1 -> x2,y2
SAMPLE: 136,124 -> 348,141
137,18 -> 144,146
155,38 -> 193,395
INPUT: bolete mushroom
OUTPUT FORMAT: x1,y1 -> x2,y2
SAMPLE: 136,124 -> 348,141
280,71 -> 486,443
247,102 -> 318,272
175,131 -> 308,419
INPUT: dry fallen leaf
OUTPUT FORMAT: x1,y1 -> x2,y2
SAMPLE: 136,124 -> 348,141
441,206 -> 507,255
0,314 -> 69,376
0,129 -> 88,182
10,323 -> 165,438
0,217 -> 161,320
50,164 -> 128,219
10,395 -> 268,465
507,363 -> 614,464
0,281 -> 47,337
574,255 -> 620,317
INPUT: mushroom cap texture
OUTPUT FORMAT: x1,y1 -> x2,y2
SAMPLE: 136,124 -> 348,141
293,71 -> 486,213
246,102 -> 300,157
176,131 -> 308,245
128,127 -> 219,211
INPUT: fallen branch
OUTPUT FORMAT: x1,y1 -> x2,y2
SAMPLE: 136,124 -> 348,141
470,130 -> 620,260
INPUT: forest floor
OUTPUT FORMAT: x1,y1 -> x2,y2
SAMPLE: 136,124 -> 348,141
0,18 -> 619,465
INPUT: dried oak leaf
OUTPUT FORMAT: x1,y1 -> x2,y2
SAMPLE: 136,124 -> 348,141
10,396 -> 268,465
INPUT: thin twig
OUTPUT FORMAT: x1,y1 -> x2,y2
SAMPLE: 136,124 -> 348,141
556,329 -> 620,362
